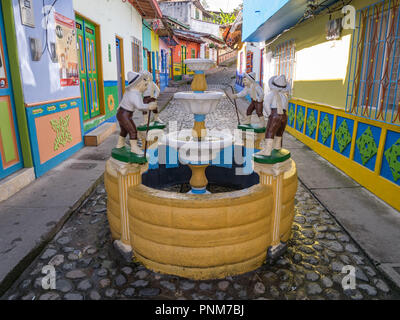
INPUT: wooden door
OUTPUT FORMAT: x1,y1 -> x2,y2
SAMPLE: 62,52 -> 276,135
76,16 -> 100,121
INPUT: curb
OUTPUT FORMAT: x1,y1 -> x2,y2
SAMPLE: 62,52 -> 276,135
0,174 -> 105,298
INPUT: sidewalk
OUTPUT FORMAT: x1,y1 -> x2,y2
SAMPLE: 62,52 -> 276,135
0,87 -> 177,296
284,133 -> 400,283
229,91 -> 400,289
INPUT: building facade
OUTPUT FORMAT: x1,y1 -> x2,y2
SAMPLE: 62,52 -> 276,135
0,0 -> 162,202
240,0 -> 400,211
73,0 -> 144,133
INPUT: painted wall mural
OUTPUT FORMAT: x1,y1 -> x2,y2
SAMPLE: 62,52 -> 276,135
12,0 -> 80,105
55,12 -> 79,87
287,99 -> 400,212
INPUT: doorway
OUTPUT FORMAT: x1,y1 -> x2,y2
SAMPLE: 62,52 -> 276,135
181,45 -> 187,76
76,16 -> 100,121
115,37 -> 125,102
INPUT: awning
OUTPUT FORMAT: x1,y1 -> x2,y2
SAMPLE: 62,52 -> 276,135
127,0 -> 163,19
243,0 -> 340,43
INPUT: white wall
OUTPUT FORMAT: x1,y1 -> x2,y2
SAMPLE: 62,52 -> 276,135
159,2 -> 190,25
72,0 -> 143,81
190,19 -> 221,38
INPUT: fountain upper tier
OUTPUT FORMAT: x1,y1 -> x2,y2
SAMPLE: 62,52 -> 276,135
174,91 -> 225,115
185,58 -> 215,72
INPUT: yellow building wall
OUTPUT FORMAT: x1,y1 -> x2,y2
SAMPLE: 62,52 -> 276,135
151,30 -> 159,70
268,0 -> 378,109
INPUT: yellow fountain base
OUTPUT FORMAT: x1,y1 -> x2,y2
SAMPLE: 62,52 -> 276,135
105,157 -> 298,280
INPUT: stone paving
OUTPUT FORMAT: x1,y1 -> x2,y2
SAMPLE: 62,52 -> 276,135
2,67 -> 400,300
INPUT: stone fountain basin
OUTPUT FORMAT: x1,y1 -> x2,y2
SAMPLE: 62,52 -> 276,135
184,58 -> 215,71
174,91 -> 225,115
162,129 -> 233,164
105,159 -> 298,280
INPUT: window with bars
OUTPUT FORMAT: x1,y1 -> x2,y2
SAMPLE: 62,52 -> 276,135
274,40 -> 295,87
246,51 -> 253,73
346,0 -> 400,125
132,38 -> 142,72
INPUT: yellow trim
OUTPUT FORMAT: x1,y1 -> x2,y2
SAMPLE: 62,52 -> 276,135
289,98 -> 400,212
375,128 -> 387,174
32,108 -> 44,115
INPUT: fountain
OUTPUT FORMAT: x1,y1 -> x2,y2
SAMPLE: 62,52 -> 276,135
163,59 -> 232,194
104,59 -> 298,280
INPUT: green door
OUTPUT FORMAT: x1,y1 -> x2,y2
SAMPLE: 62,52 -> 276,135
76,17 -> 100,121
181,45 -> 187,75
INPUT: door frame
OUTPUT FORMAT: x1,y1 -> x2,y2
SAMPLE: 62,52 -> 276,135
115,35 -> 126,96
1,1 -> 32,168
74,12 -> 106,119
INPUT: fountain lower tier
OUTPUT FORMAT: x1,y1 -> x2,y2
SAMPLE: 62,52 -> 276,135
104,155 -> 298,280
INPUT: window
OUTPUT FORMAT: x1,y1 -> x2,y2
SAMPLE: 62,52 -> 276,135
191,48 -> 196,58
246,51 -> 253,73
274,40 -> 295,87
195,9 -> 200,20
347,0 -> 400,125
132,38 -> 142,72
260,48 -> 264,87
239,51 -> 243,74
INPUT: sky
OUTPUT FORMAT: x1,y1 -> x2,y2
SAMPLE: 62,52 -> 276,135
204,0 -> 242,12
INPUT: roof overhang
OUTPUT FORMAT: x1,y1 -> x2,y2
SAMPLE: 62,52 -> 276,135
243,0 -> 340,43
127,0 -> 163,19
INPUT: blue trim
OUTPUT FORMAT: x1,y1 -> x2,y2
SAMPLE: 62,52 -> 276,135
190,187 -> 207,195
26,98 -> 84,178
104,80 -> 118,87
195,71 -> 204,74
194,114 -> 206,122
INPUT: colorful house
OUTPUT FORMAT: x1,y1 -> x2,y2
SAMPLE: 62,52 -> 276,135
0,0 -> 162,202
72,0 -> 149,134
241,0 -> 400,211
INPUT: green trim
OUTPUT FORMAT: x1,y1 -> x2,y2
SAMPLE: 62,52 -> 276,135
2,0 -> 33,167
238,124 -> 266,134
253,149 -> 291,164
112,147 -> 148,164
137,122 -> 167,132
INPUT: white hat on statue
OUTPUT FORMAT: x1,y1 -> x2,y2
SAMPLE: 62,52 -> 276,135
269,75 -> 290,91
244,71 -> 257,84
126,71 -> 152,89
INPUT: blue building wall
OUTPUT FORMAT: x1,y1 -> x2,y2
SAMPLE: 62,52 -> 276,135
142,20 -> 152,71
243,0 -> 289,41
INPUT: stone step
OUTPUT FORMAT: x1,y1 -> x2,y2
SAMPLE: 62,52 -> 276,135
84,122 -> 117,147
0,168 -> 35,203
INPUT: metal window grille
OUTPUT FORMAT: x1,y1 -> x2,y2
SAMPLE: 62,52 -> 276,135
274,39 -> 295,86
346,0 -> 400,125
132,37 -> 142,72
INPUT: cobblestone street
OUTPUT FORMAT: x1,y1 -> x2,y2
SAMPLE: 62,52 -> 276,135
2,67 -> 400,300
